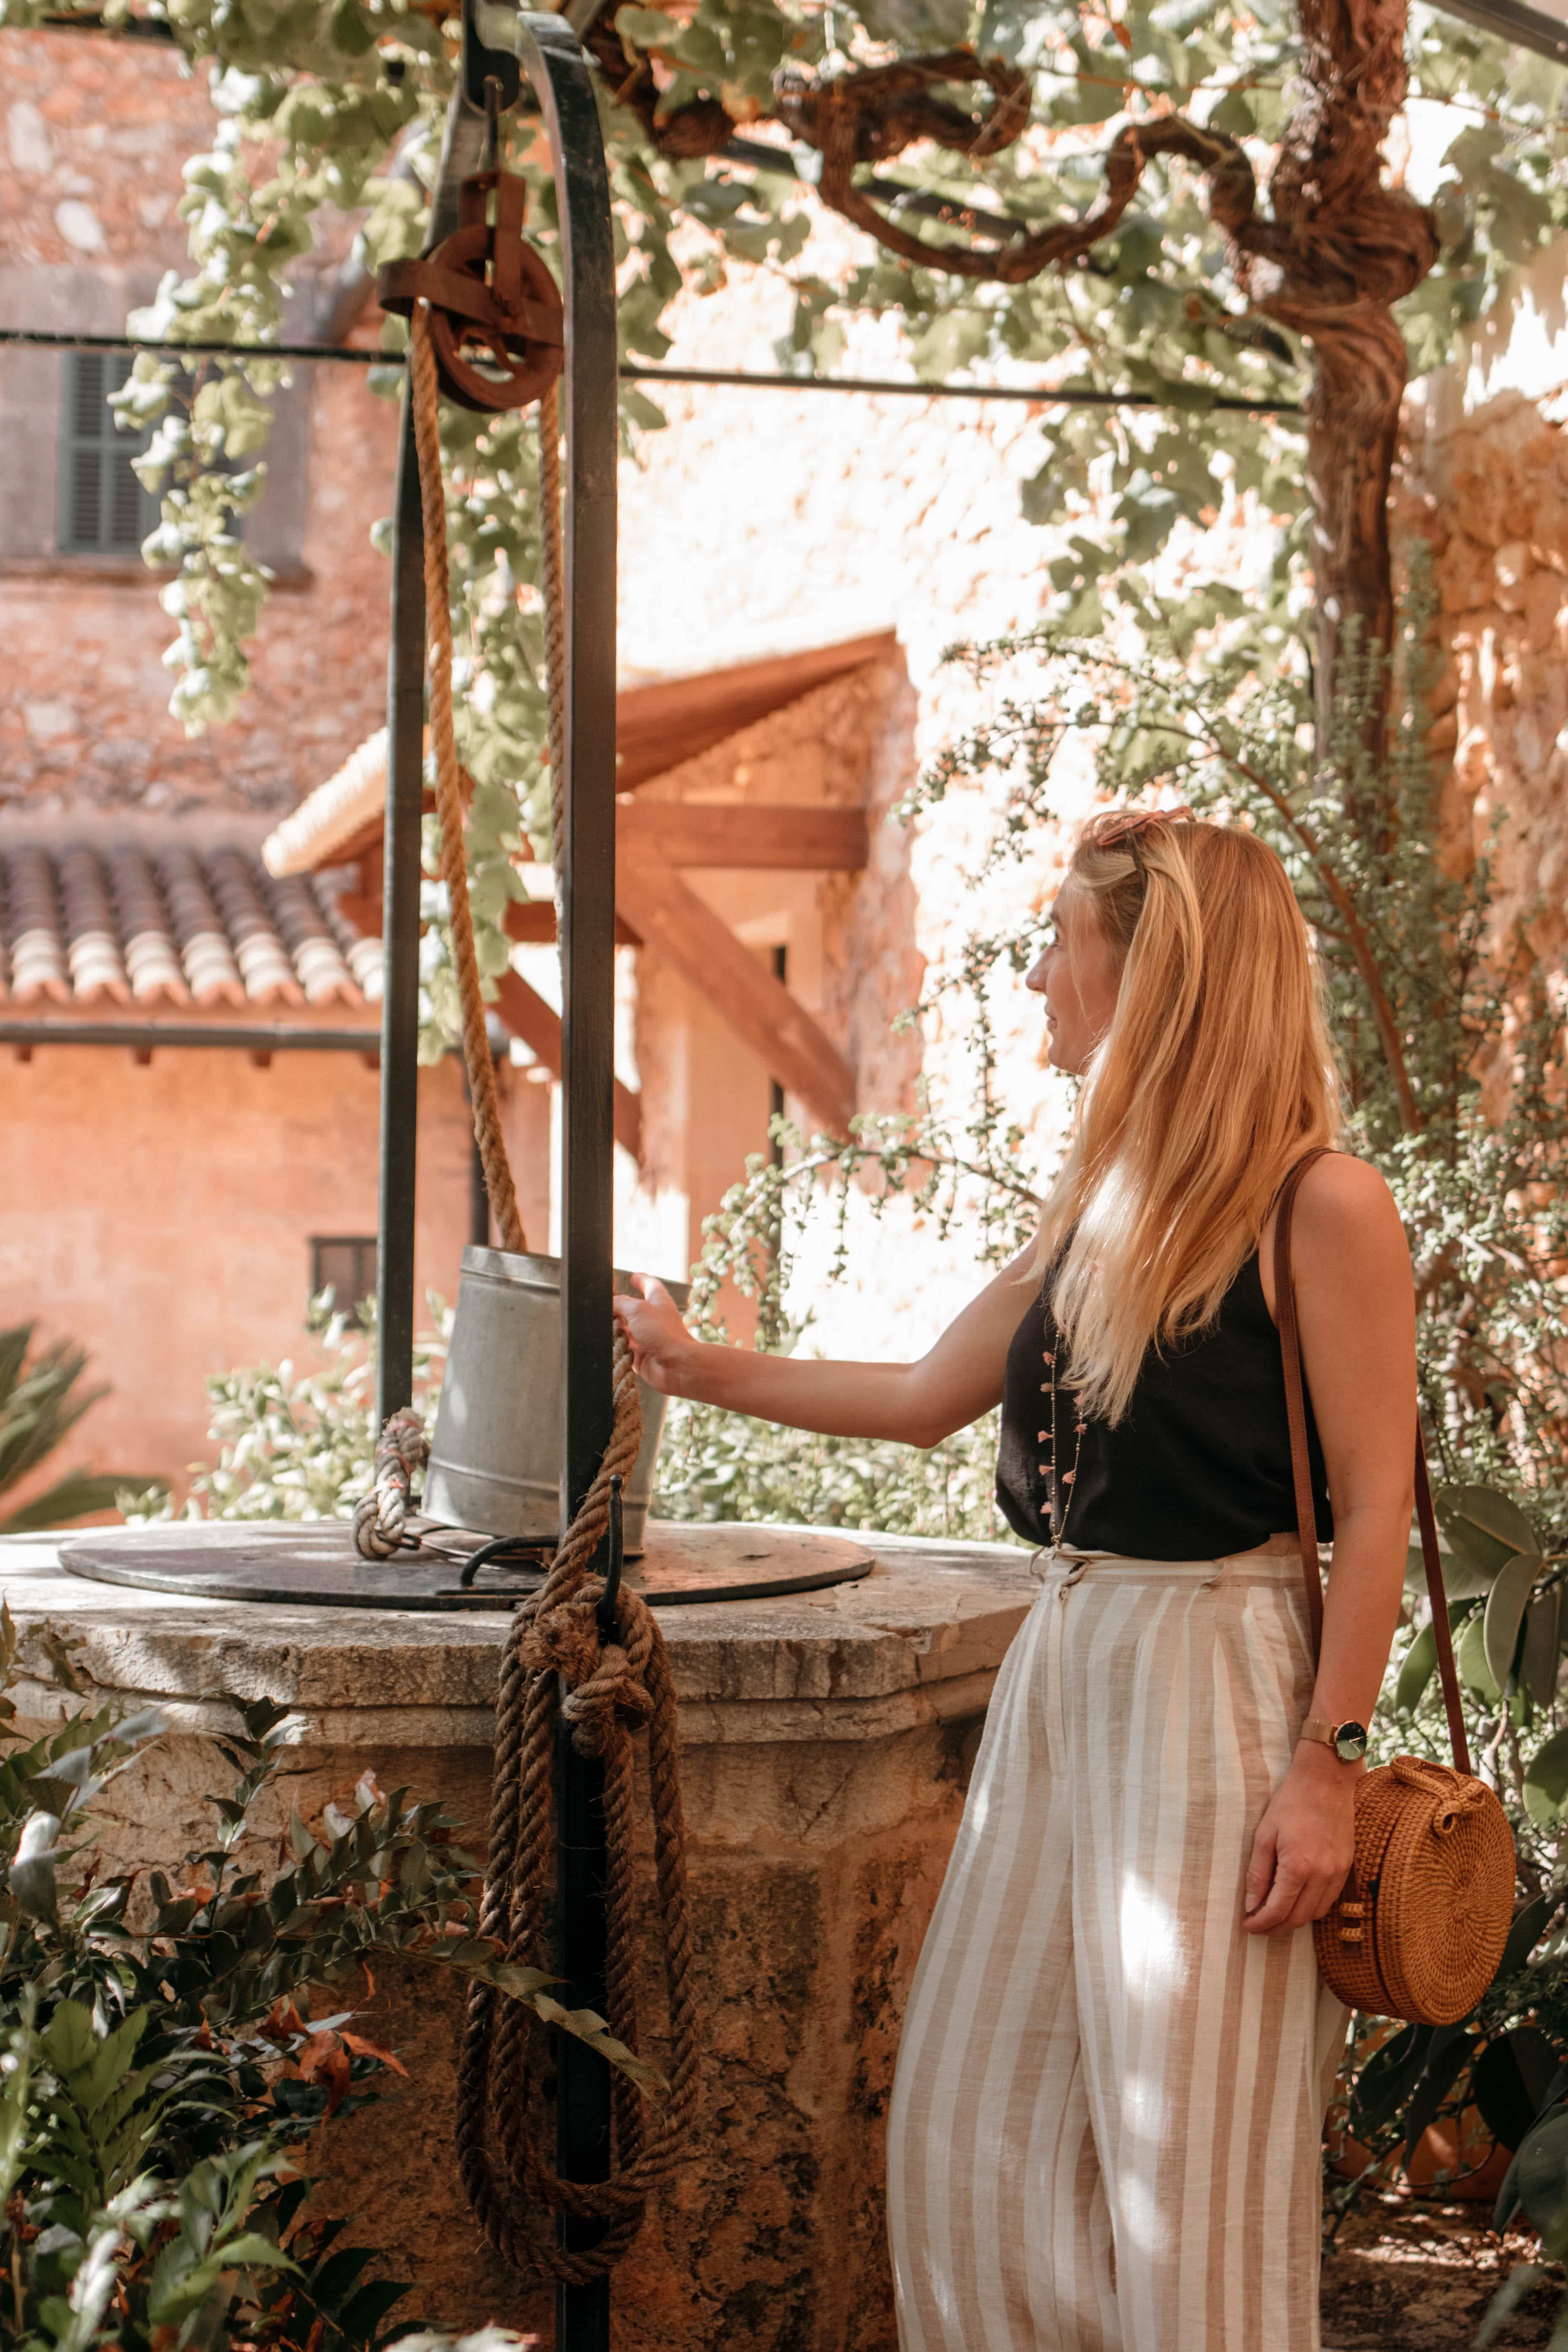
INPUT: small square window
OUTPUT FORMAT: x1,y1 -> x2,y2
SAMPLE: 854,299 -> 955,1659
310,1235 -> 378,1327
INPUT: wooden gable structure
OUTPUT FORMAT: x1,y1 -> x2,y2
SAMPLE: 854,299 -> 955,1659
263,630 -> 898,1164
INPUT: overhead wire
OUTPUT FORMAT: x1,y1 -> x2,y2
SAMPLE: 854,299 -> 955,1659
0,326 -> 1304,415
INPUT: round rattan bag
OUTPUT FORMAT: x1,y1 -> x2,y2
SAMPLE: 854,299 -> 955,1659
1275,1154 -> 1516,2028
1310,1753 -> 1515,2023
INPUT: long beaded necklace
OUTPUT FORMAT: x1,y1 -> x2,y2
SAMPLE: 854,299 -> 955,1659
1038,1293 -> 1088,1546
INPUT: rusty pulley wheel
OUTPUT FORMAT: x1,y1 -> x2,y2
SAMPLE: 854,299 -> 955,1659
379,165 -> 564,414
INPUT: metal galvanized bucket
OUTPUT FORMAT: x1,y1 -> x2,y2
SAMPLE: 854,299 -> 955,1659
423,1245 -> 690,1555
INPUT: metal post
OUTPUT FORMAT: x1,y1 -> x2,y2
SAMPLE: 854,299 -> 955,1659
375,393 -> 425,1426
465,10 -> 619,2344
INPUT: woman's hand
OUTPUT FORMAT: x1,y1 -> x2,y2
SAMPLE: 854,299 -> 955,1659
613,1275 -> 695,1396
1242,1744 -> 1359,1937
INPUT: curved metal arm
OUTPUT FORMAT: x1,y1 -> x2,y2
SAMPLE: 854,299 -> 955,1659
469,2 -> 619,1552
436,13 -> 622,2340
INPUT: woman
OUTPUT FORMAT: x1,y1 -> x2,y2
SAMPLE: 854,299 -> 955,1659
616,808 -> 1413,2351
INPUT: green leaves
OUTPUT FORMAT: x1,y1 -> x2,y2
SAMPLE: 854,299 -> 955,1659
1523,1724 -> 1568,1827
1485,1549 -> 1544,1696
1500,2106 -> 1568,2237
858,0 -> 972,42
8,1814 -> 61,1924
0,1606 -> 555,2349
1520,1588 -> 1563,1706
1412,1484 -> 1550,1708
0,1322 -> 161,1533
0,1546 -> 683,2352
1472,2025 -> 1562,2153
1395,1616 -> 1440,1716
146,2147 -> 299,2327
1434,1482 -> 1539,1595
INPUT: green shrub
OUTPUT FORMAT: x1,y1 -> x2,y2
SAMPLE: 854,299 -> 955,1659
652,1397 -> 1012,1545
0,1323 -> 163,1533
0,1605 -> 645,2349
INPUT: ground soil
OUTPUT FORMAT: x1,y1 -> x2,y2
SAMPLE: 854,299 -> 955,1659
1321,2196 -> 1564,2348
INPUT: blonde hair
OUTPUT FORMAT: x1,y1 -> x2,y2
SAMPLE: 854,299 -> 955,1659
1034,809 -> 1340,1425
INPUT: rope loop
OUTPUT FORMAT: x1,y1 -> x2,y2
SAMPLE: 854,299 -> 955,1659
1390,1752 -> 1490,1834
352,1406 -> 430,1560
456,1334 -> 702,2283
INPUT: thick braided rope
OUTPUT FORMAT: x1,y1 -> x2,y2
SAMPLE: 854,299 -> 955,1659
352,1407 -> 430,1560
455,1335 -> 702,2281
410,302 -> 526,1256
537,380 -> 567,916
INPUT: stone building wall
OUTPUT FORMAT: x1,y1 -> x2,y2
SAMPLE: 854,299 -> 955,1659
0,1042 -> 517,1482
0,29 -> 392,818
1401,315 -> 1568,967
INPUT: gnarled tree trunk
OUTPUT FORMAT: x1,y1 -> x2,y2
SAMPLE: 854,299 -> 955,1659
1232,0 -> 1438,760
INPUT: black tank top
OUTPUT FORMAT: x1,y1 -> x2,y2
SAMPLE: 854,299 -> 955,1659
996,1252 -> 1333,1560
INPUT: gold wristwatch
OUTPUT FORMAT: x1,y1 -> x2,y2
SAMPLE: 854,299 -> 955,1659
1299,1717 -> 1369,1763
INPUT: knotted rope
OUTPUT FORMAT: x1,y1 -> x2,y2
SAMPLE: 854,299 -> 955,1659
352,1407 -> 430,1559
456,1337 -> 700,2281
357,298 -> 697,2280
1391,1752 -> 1494,1835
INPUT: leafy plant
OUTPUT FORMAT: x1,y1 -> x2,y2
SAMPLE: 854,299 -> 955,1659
0,1600 -> 651,2349
654,1394 -> 1011,1544
8,0 -> 1568,1052
0,1323 -> 162,1535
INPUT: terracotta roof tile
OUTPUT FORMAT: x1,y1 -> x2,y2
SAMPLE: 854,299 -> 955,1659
314,867 -> 383,1001
0,841 -> 372,1015
107,847 -> 190,1005
3,848 -> 71,1005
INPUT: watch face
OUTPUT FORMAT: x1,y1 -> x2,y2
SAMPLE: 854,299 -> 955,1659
1334,1721 -> 1370,1763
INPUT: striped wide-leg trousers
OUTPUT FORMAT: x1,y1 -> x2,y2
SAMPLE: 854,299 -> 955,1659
887,1541 -> 1348,2352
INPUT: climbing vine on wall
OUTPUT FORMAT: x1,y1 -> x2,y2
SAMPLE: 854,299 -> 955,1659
8,0 -> 1568,1026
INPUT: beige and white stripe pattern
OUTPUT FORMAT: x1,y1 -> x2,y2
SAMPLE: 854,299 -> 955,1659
887,1541 -> 1348,2352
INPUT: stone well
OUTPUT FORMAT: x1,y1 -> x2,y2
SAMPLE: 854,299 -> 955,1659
1,1526 -> 1034,2351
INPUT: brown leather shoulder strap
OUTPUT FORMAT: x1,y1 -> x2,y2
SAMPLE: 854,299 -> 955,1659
1413,1438 -> 1472,1774
1271,1149 -> 1471,1776
1272,1149 -> 1331,1655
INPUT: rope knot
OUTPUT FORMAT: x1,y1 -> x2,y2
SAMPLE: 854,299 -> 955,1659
518,1594 -> 602,1688
353,1406 -> 430,1560
560,1639 -> 656,1757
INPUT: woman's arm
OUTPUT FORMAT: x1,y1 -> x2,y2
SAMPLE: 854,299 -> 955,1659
1245,1153 -> 1417,1937
613,1244 -> 1039,1450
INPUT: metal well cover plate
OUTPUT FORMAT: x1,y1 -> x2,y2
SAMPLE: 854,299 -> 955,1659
58,1520 -> 876,1613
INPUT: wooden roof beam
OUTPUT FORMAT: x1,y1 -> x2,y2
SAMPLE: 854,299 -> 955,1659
496,801 -> 868,946
616,803 -> 868,869
614,853 -> 855,1139
491,969 -> 643,1163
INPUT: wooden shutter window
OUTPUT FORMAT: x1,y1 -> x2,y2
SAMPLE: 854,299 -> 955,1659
58,351 -> 158,555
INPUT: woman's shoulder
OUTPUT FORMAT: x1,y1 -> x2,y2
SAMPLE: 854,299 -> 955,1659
1291,1151 -> 1407,1264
